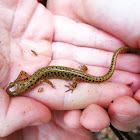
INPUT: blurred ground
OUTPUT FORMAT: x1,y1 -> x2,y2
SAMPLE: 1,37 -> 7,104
93,124 -> 140,140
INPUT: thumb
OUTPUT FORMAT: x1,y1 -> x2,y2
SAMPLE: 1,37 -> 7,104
0,89 -> 51,137
108,96 -> 140,132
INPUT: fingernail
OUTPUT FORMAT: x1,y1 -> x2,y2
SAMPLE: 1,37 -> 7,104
30,119 -> 49,126
114,113 -> 138,123
30,121 -> 44,126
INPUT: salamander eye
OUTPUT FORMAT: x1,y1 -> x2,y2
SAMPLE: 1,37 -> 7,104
9,82 -> 14,86
12,92 -> 18,96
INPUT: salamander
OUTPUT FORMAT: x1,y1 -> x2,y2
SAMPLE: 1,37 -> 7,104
6,46 -> 140,96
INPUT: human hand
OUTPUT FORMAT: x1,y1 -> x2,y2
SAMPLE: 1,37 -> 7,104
0,0 -> 92,139
0,0 -> 140,139
47,0 -> 140,132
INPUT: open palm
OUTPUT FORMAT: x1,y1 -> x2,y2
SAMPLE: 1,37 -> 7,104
0,0 -> 140,139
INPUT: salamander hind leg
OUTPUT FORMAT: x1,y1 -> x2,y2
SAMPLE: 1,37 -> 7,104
65,77 -> 77,93
15,70 -> 30,81
79,65 -> 88,72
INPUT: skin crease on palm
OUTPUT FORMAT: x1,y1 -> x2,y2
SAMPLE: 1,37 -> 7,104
0,0 -> 140,139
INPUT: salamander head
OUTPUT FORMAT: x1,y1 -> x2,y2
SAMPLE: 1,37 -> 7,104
6,82 -> 21,96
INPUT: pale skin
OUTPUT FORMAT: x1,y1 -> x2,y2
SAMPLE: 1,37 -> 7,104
0,0 -> 140,139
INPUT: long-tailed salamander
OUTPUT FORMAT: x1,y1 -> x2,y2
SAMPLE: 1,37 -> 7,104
6,46 -> 140,96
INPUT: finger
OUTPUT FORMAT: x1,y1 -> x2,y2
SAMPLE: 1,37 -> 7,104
80,0 -> 140,47
134,89 -> 140,103
48,0 -> 140,47
0,89 -> 51,137
80,104 -> 110,132
52,15 -> 124,51
64,110 -> 82,129
108,96 -> 140,132
52,42 -> 140,73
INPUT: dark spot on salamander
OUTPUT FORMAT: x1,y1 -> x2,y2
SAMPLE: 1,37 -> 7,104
60,67 -> 64,70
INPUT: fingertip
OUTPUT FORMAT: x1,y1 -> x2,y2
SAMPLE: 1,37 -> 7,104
134,89 -> 140,103
64,110 -> 82,129
109,96 -> 140,131
80,104 -> 110,132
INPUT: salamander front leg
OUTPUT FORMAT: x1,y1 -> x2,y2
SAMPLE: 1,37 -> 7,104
45,79 -> 55,88
37,78 -> 55,88
65,77 -> 77,93
8,71 -> 31,91
15,70 -> 30,81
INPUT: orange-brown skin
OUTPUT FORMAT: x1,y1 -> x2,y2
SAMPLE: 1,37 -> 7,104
6,47 -> 140,96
